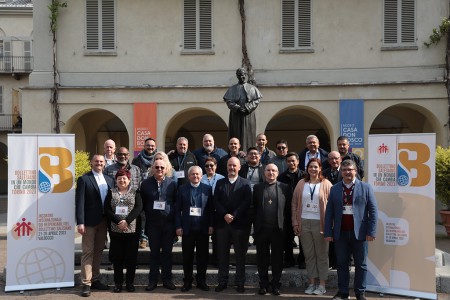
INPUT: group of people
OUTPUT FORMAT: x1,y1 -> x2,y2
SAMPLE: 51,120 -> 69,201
75,133 -> 378,300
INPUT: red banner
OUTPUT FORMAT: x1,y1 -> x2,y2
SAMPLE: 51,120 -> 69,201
133,103 -> 157,156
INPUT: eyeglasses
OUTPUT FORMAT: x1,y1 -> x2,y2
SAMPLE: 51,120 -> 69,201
248,152 -> 259,156
117,153 -> 129,157
154,166 -> 165,170
341,168 -> 355,172
205,164 -> 215,168
277,146 -> 287,150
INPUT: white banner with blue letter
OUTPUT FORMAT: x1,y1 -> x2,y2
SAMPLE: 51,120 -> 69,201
367,134 -> 436,299
6,134 -> 75,292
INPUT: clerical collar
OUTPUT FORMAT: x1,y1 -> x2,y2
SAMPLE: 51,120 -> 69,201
288,168 -> 298,174
343,178 -> 356,188
228,176 -> 238,184
190,182 -> 200,188
265,181 -> 277,185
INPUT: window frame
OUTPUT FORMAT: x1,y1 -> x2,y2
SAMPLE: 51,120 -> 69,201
181,0 -> 214,55
0,86 -> 3,114
85,0 -> 117,55
382,0 -> 417,50
280,0 -> 313,53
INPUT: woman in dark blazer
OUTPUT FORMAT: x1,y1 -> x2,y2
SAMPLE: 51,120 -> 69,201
105,169 -> 142,293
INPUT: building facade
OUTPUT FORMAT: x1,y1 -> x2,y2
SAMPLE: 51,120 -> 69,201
6,0 -> 449,193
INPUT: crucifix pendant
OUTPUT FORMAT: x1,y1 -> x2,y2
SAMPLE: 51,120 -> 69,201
268,199 -> 272,204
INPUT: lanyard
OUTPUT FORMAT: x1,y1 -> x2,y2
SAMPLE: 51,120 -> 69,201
342,183 -> 355,205
177,154 -> 186,171
248,166 -> 257,180
309,183 -> 317,201
190,187 -> 200,207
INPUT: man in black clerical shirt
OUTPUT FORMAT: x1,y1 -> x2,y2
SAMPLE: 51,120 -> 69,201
253,163 -> 292,296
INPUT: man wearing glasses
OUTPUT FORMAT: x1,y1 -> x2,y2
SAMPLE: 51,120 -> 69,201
141,160 -> 178,291
105,147 -> 141,190
298,135 -> 329,171
324,160 -> 378,300
269,139 -> 289,173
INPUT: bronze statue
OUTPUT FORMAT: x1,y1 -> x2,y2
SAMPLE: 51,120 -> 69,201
223,68 -> 262,152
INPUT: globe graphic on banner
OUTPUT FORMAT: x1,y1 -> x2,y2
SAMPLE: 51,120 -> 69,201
16,247 -> 65,284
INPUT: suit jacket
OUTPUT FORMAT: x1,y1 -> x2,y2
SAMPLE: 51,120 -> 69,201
175,182 -> 213,235
322,167 -> 343,185
324,179 -> 378,241
140,176 -> 178,222
213,176 -> 252,229
253,181 -> 292,234
75,171 -> 114,227
298,147 -> 330,171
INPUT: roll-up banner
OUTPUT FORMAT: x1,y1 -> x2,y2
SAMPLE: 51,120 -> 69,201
6,134 -> 75,292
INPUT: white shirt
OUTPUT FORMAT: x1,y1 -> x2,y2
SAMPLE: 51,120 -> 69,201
93,170 -> 108,204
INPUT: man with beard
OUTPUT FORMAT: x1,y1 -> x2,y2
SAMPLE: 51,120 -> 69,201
168,137 -> 198,186
269,139 -> 289,174
193,133 -> 227,173
132,137 -> 157,181
105,147 -> 141,189
214,157 -> 252,293
337,136 -> 364,179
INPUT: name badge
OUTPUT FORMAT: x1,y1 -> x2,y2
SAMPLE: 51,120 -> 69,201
115,206 -> 128,215
153,201 -> 166,210
305,203 -> 319,213
343,205 -> 353,215
190,207 -> 202,216
175,171 -> 185,178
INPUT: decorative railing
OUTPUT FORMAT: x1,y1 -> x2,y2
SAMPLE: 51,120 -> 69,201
0,56 -> 33,73
0,114 -> 22,132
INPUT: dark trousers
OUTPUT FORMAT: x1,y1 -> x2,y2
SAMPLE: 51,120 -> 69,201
256,227 -> 284,289
181,230 -> 209,283
216,225 -> 249,286
334,230 -> 368,296
147,219 -> 175,283
283,219 -> 295,264
109,233 -> 139,285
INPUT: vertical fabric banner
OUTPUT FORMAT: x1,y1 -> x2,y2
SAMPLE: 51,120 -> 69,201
6,134 -> 75,292
340,99 -> 365,159
367,134 -> 436,299
133,103 -> 157,157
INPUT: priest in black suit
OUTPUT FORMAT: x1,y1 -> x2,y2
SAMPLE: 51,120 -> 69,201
253,163 -> 292,296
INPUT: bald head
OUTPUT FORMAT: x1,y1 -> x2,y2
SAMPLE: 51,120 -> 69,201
227,157 -> 241,178
328,151 -> 341,169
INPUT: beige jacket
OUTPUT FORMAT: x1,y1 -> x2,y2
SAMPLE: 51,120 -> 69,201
291,178 -> 332,234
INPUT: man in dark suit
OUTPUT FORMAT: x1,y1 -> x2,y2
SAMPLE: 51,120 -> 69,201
213,157 -> 252,293
253,164 -> 292,296
298,135 -> 329,171
322,151 -> 343,185
75,154 -> 114,297
324,160 -> 378,300
175,166 -> 213,292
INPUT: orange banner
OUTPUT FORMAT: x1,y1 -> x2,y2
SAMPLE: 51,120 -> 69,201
133,103 -> 157,156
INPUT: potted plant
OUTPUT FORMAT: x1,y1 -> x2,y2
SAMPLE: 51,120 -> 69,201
436,146 -> 450,236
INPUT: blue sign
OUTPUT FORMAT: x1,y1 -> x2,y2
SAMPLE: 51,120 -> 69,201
339,99 -> 364,148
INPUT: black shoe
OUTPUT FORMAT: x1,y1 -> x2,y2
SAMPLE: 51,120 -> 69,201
113,284 -> 122,293
236,285 -> 245,293
145,282 -> 157,291
181,282 -> 192,292
272,287 -> 281,296
332,292 -> 349,300
258,287 -> 268,295
197,282 -> 209,291
356,293 -> 366,300
215,284 -> 227,292
81,285 -> 91,297
126,284 -> 135,292
163,281 -> 176,290
91,280 -> 109,290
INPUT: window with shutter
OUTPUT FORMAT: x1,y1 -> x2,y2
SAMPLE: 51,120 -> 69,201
183,0 -> 213,53
281,0 -> 312,52
3,40 -> 11,71
383,0 -> 416,48
86,0 -> 116,54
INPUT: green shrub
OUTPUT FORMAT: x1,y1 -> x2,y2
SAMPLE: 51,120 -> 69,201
436,146 -> 450,207
75,150 -> 91,182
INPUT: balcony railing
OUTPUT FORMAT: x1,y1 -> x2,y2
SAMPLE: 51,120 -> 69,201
0,56 -> 33,73
0,114 -> 22,132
